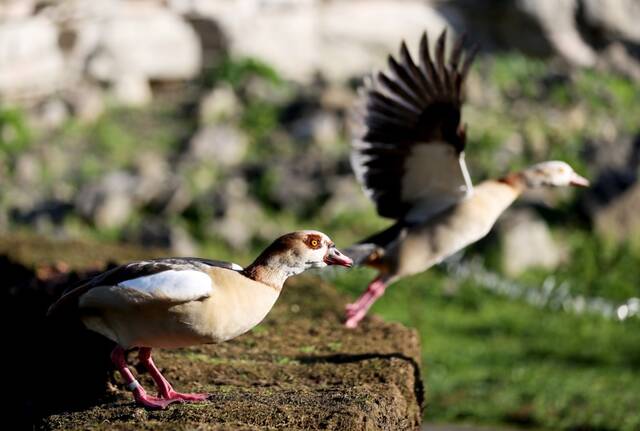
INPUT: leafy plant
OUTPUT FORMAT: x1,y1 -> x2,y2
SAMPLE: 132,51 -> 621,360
0,107 -> 30,157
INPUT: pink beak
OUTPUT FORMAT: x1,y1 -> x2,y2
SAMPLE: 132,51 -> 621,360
570,172 -> 590,187
324,246 -> 353,268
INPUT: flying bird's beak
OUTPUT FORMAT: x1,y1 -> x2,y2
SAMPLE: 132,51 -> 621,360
324,246 -> 353,268
569,172 -> 590,187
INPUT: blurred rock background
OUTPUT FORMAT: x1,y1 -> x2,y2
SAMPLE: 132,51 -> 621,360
2,1 -> 640,430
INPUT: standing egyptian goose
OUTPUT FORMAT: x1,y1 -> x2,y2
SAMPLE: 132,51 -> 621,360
344,30 -> 589,328
47,231 -> 352,409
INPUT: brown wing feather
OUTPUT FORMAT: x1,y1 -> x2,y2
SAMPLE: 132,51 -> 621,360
351,29 -> 477,220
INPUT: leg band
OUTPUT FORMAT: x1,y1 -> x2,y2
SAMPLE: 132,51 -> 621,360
127,379 -> 140,391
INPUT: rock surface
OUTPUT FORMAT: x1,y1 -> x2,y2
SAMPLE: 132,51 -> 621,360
181,0 -> 447,82
0,16 -> 65,100
0,234 -> 423,431
594,183 -> 640,243
2,0 -> 640,105
498,209 -> 564,276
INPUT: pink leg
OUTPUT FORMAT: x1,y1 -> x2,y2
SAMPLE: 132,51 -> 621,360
344,277 -> 387,328
138,348 -> 209,402
110,346 -> 180,409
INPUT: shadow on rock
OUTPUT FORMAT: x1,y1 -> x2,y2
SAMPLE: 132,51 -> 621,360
0,256 -> 116,428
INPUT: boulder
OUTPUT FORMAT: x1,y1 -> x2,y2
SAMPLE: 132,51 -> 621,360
580,134 -> 640,220
517,0 -> 595,66
321,176 -> 373,218
0,16 -> 65,101
581,0 -> 640,44
290,111 -> 341,149
133,220 -> 198,255
84,1 -> 202,84
598,42 -> 640,82
498,209 -> 565,276
33,99 -> 71,130
440,0 -> 595,66
134,152 -> 193,215
210,197 -> 271,250
208,176 -> 278,249
319,0 -> 449,81
111,74 -> 152,107
75,171 -> 138,229
594,183 -> 640,244
65,83 -> 105,123
0,0 -> 35,20
179,0 -> 447,82
187,125 -> 249,168
198,84 -> 240,125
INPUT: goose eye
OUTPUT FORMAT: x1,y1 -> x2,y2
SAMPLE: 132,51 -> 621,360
311,239 -> 319,247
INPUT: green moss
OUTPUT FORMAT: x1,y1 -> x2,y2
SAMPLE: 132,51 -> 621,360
326,342 -> 342,352
275,357 -> 300,366
0,107 -> 32,175
203,56 -> 283,90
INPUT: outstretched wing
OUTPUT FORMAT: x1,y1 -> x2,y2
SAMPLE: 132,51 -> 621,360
351,29 -> 477,223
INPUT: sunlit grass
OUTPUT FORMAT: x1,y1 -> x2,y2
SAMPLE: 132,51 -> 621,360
331,267 -> 640,431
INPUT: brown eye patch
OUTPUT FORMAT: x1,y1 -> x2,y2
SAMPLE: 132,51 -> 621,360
304,234 -> 323,249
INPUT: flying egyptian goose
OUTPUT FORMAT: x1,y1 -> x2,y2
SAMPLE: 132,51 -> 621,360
47,231 -> 352,409
344,30 -> 589,328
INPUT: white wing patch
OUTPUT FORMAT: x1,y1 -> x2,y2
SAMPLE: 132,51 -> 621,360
402,143 -> 474,223
118,270 -> 213,303
229,262 -> 243,271
350,139 -> 376,201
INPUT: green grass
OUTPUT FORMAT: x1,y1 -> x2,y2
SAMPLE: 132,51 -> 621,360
517,230 -> 640,302
331,267 -> 640,431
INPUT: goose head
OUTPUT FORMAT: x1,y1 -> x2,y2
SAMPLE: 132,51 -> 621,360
288,230 -> 353,270
520,161 -> 589,188
245,231 -> 352,289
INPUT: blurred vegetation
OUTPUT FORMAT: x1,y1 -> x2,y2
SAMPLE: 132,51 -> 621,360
2,52 -> 640,430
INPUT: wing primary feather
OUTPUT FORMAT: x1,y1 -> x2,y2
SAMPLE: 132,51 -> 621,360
419,31 -> 442,96
399,41 -> 432,100
387,54 -> 425,106
449,34 -> 465,95
460,43 -> 478,81
368,90 -> 418,119
449,33 -> 465,72
367,100 -> 414,124
435,30 -> 450,98
366,109 -> 413,129
377,71 -> 423,111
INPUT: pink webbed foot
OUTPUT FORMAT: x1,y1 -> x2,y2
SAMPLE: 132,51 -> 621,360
163,390 -> 210,402
345,310 -> 367,328
344,303 -> 369,329
344,301 -> 368,328
345,302 -> 359,316
132,385 -> 183,409
137,347 -> 210,404
344,277 -> 387,328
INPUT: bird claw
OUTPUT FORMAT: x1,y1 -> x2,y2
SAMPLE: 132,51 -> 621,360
344,317 -> 360,328
165,391 -> 210,402
134,394 -> 183,410
344,306 -> 366,328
